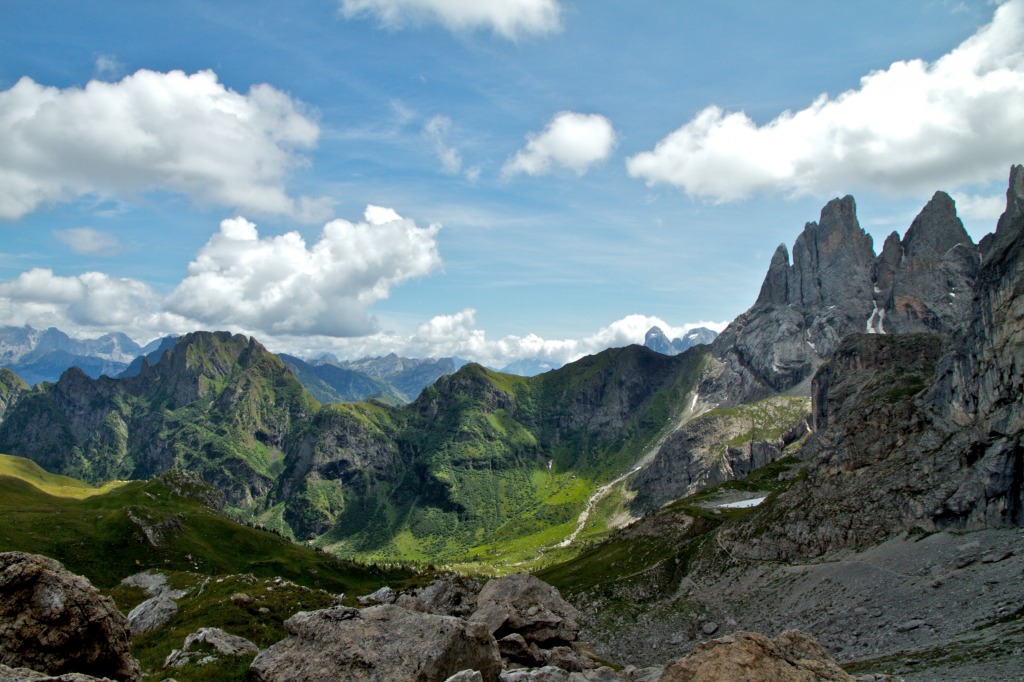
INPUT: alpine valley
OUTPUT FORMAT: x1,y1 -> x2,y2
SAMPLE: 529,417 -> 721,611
1,166 -> 1022,681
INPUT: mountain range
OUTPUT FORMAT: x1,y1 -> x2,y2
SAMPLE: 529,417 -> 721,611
0,165 -> 1021,680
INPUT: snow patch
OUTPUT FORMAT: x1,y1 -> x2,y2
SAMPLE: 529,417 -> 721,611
719,496 -> 767,509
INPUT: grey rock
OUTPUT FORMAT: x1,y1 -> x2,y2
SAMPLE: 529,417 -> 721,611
709,195 -> 877,401
415,575 -> 482,618
119,571 -> 170,597
629,396 -> 809,511
700,621 -> 719,636
882,191 -> 979,335
0,553 -> 140,682
0,663 -> 117,681
444,672 -> 483,682
357,586 -> 396,605
499,667 -> 569,682
568,668 -> 624,682
894,620 -> 926,633
250,604 -> 501,682
471,574 -> 580,646
164,627 -> 258,668
127,595 -> 178,636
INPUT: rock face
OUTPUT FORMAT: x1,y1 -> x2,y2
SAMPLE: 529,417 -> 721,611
659,630 -> 853,682
718,168 -> 1024,561
629,396 -> 809,511
938,164 -> 1024,436
878,192 -> 979,335
0,553 -> 140,682
249,604 -> 501,682
706,192 -> 980,405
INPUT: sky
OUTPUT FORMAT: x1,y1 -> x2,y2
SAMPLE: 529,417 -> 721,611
1,0 -> 1022,368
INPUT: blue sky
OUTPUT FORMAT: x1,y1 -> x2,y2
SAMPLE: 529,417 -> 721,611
1,0 -> 1022,367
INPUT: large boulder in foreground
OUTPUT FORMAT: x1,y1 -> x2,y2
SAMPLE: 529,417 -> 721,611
249,604 -> 501,682
470,574 -> 580,646
0,553 -> 140,682
659,630 -> 853,682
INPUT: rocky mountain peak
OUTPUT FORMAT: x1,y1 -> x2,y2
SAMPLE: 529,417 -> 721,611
880,191 -> 979,334
755,243 -> 790,306
789,195 -> 875,311
644,326 -> 672,355
902,191 -> 972,259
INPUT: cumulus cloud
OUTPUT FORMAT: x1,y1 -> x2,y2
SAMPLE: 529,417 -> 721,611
627,0 -> 1024,201
383,309 -> 726,368
164,207 -> 442,337
503,112 -> 618,178
0,69 -> 325,221
0,268 -> 162,330
54,227 -> 122,256
340,0 -> 562,39
953,192 -> 1007,225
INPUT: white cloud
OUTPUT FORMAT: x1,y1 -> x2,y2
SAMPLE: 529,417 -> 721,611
54,227 -> 122,256
953,192 -> 1006,224
93,54 -> 124,80
340,0 -> 562,39
164,207 -> 442,337
503,112 -> 618,178
627,0 -> 1024,201
0,69 -> 324,221
0,268 -> 162,330
329,309 -> 727,368
423,115 -> 463,174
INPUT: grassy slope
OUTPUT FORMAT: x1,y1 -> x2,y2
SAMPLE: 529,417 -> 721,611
0,452 -> 125,498
0,454 -> 410,593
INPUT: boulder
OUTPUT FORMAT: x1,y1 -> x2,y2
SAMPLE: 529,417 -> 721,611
164,627 -> 259,668
250,604 -> 501,682
126,595 -> 178,636
415,575 -> 483,618
0,663 -> 116,681
470,575 -> 580,646
0,553 -> 140,682
658,630 -> 853,682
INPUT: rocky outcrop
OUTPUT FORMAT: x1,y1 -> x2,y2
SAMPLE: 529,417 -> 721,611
659,630 -> 853,682
708,196 -> 876,401
705,190 -> 981,406
630,397 -> 809,511
0,553 -> 140,681
938,164 -> 1024,435
164,627 -> 258,668
879,192 -> 979,335
249,604 -> 502,682
0,663 -> 117,681
470,575 -> 598,672
0,369 -> 28,425
121,570 -> 187,636
406,575 -> 483,618
718,169 -> 1024,560
126,595 -> 178,636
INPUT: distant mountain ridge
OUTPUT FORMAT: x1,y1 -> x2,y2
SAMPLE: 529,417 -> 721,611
644,326 -> 717,356
0,326 -> 169,386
